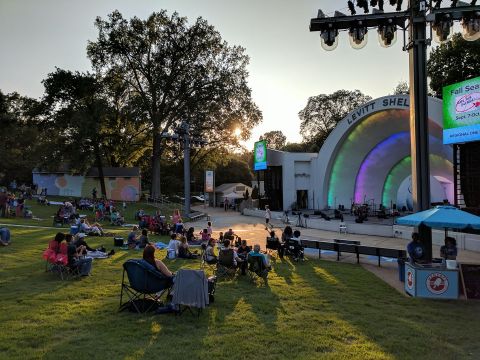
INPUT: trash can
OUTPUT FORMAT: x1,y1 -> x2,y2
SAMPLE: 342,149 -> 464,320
397,258 -> 405,282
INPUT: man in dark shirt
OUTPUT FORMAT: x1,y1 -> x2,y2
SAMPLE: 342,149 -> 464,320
407,232 -> 426,263
236,240 -> 251,275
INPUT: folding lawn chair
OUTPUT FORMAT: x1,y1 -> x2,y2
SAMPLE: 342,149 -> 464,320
119,259 -> 173,314
215,248 -> 237,280
247,255 -> 269,284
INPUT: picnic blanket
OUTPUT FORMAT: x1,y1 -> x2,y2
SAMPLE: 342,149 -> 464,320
154,242 -> 168,250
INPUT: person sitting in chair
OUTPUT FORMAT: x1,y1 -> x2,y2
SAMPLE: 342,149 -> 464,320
266,230 -> 283,258
248,244 -> 271,269
142,245 -> 174,280
237,240 -> 251,275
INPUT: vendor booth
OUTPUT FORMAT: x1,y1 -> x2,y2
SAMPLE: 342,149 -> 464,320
397,206 -> 480,300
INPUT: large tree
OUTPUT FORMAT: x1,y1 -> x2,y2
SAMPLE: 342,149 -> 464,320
87,10 -> 261,199
298,90 -> 371,151
0,91 -> 43,185
427,33 -> 480,98
262,130 -> 287,150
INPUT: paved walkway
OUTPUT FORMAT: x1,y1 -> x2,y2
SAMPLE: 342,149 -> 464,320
189,206 -> 480,295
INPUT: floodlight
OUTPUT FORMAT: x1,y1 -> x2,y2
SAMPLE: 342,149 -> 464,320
348,0 -> 357,15
378,20 -> 397,47
432,14 -> 453,43
320,26 -> 339,50
461,12 -> 480,41
349,24 -> 369,49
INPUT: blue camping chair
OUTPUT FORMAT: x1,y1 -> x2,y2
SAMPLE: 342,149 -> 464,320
119,259 -> 173,313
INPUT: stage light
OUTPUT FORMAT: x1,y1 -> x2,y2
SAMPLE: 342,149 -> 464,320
320,26 -> 339,50
348,0 -> 357,15
432,14 -> 453,43
357,0 -> 370,13
378,0 -> 385,11
461,11 -> 480,41
378,20 -> 397,47
349,24 -> 369,49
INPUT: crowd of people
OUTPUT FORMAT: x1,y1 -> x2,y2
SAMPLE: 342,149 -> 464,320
0,188 -> 32,218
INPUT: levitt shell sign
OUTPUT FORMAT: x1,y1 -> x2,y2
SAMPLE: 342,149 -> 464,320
443,77 -> 480,145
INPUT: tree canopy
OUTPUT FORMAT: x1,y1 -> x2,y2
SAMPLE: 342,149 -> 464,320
262,130 -> 286,150
87,10 -> 261,198
298,90 -> 372,151
427,33 -> 480,98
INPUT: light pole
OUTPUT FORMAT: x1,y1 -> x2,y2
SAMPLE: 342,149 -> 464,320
161,121 -> 207,218
309,0 -> 480,261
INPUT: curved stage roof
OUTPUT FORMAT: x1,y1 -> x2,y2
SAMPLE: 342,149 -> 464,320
315,95 -> 453,210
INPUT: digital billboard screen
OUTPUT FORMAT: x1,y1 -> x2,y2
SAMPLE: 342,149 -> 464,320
253,140 -> 267,171
443,76 -> 480,145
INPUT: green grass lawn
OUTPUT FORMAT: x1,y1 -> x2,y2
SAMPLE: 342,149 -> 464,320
0,196 -> 180,229
1,226 -> 480,360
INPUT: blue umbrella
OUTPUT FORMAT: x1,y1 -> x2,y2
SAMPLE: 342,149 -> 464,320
396,206 -> 480,235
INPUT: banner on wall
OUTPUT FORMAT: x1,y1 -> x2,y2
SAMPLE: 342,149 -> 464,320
205,170 -> 214,192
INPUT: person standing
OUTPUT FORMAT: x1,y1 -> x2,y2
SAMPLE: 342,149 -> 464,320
224,198 -> 229,211
407,232 -> 427,263
265,205 -> 272,230
92,188 -> 97,200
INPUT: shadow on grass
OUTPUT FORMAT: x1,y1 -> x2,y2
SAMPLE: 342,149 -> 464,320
293,259 -> 480,359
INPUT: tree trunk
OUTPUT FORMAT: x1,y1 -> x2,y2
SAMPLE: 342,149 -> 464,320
150,131 -> 161,200
94,143 -> 107,199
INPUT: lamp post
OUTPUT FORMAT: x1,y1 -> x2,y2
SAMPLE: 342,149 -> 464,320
310,0 -> 480,261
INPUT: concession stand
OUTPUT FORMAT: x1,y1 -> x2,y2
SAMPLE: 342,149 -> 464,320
397,206 -> 480,300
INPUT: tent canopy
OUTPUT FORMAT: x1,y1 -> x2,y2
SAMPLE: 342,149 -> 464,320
396,206 -> 480,230
223,192 -> 244,199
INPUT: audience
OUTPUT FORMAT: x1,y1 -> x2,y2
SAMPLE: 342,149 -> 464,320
236,240 -> 251,275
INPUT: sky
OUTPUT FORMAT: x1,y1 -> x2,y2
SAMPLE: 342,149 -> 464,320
0,0 -> 411,148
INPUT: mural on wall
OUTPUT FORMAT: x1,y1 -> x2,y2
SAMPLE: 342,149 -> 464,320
32,173 -> 141,201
